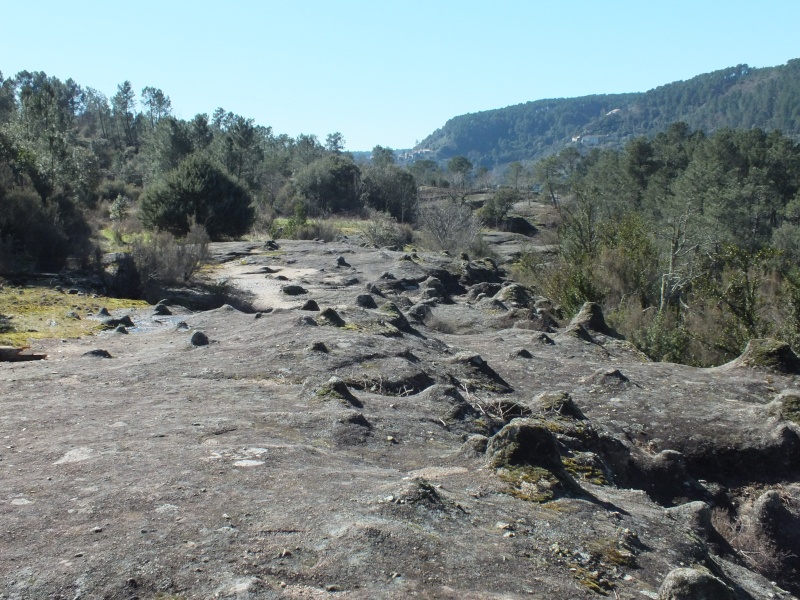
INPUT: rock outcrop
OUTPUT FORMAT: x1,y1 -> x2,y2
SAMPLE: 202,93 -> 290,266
3,239 -> 799,599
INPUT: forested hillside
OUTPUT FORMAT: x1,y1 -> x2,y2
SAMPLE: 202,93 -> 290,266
517,122 -> 800,367
417,59 -> 800,166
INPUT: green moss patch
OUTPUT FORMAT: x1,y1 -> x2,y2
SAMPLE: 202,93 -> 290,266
497,465 -> 560,503
562,457 -> 608,486
782,394 -> 800,425
0,284 -> 147,347
587,537 -> 637,568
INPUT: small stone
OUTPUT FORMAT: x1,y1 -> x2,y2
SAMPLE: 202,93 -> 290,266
190,331 -> 209,346
536,333 -> 555,345
300,299 -> 319,311
282,284 -> 307,295
103,315 -> 134,329
355,294 -> 377,309
318,307 -> 346,327
98,307 -> 111,317
114,325 -> 128,334
83,349 -> 112,358
495,522 -> 513,530
365,283 -> 384,296
296,315 -> 318,326
336,256 -> 349,267
153,303 -> 171,316
386,436 -> 396,443
92,526 -> 103,533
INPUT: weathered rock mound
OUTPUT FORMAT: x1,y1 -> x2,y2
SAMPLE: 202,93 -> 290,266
719,338 -> 800,374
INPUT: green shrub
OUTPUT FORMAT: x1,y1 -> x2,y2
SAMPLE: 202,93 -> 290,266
480,187 -> 520,227
292,220 -> 341,242
138,153 -> 254,240
361,210 -> 413,247
519,256 -> 605,316
291,155 -> 363,215
625,310 -> 690,363
0,189 -> 85,272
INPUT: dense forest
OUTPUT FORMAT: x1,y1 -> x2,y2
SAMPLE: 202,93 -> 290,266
417,59 -> 800,166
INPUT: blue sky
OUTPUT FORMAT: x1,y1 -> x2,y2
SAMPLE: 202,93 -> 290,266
2,1 -> 798,150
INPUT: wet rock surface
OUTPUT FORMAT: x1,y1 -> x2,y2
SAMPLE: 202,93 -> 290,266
1,239 -> 799,599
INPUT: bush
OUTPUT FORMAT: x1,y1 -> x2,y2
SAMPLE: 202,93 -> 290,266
97,179 -> 140,204
480,187 -> 520,227
291,220 -> 341,242
361,211 -> 413,248
417,200 -> 482,253
291,155 -> 363,216
0,189 -> 78,272
131,222 -> 210,291
138,153 -> 254,240
614,307 -> 690,363
270,205 -> 341,242
363,166 -> 418,223
516,255 -> 606,316
250,200 -> 276,239
0,236 -> 17,273
711,504 -> 795,584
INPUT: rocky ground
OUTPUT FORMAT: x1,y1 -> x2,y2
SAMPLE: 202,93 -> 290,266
1,239 -> 799,599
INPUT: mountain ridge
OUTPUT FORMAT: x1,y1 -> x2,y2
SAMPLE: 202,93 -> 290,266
416,59 -> 800,166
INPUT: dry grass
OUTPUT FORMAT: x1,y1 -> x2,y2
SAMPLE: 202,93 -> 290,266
711,499 -> 797,579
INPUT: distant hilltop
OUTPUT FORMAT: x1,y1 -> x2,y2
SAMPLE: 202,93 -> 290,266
416,59 -> 800,166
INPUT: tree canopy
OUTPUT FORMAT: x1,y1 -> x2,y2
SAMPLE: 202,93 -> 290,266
138,153 -> 254,240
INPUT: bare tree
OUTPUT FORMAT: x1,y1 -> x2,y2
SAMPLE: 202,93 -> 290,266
417,200 -> 482,253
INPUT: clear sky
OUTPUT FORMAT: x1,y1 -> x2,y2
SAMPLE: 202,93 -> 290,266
2,1 -> 798,151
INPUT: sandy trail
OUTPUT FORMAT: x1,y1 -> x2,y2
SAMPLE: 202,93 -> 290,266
212,261 -> 319,309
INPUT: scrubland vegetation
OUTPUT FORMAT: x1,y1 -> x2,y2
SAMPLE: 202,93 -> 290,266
2,68 -> 800,366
